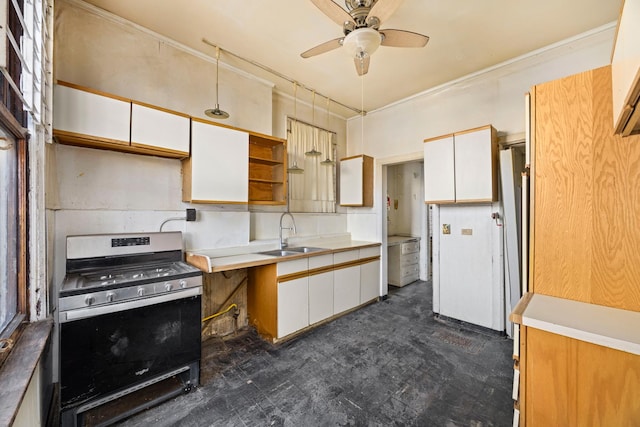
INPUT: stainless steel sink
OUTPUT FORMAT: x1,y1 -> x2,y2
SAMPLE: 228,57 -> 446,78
286,246 -> 327,253
258,249 -> 300,257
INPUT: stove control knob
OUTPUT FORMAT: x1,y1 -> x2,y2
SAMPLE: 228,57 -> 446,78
179,280 -> 187,289
164,282 -> 173,292
137,287 -> 145,297
84,295 -> 95,306
106,292 -> 115,302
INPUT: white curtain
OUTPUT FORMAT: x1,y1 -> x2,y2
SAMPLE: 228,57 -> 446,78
288,119 -> 336,213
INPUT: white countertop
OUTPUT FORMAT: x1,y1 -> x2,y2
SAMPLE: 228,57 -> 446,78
186,238 -> 381,273
511,293 -> 640,355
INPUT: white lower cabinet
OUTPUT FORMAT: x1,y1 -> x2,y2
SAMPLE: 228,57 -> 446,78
360,259 -> 380,303
308,271 -> 334,324
333,265 -> 361,314
277,276 -> 309,338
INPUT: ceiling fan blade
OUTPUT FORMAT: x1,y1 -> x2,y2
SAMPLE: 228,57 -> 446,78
355,56 -> 370,76
367,0 -> 404,25
301,37 -> 343,58
310,0 -> 355,27
380,29 -> 429,47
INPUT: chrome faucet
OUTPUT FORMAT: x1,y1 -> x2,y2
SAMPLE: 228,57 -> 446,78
279,212 -> 296,249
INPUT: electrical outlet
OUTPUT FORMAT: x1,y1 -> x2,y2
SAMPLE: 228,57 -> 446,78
461,228 -> 473,235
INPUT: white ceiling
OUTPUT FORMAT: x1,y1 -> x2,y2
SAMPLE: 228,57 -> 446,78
80,0 -> 621,117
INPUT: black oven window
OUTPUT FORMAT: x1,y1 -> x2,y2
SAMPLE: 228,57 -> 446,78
60,296 -> 201,408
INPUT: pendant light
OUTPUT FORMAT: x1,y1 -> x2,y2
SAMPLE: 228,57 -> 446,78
305,90 -> 322,157
287,82 -> 304,174
321,97 -> 335,166
205,47 -> 229,119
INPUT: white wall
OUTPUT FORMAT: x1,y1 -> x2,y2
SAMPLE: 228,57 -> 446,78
49,1 -> 351,290
345,23 -> 615,313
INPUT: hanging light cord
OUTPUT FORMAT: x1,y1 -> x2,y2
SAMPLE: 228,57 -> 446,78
215,47 -> 221,105
361,71 -> 365,153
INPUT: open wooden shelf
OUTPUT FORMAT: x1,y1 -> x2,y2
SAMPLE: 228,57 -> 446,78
248,133 -> 287,205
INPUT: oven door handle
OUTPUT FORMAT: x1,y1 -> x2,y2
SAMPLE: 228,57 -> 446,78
60,287 -> 201,323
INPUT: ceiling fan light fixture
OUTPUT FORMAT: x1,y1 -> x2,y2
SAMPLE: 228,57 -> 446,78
342,27 -> 381,59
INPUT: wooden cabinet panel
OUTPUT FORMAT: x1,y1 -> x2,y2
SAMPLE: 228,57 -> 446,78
308,271 -> 334,324
183,119 -> 248,203
277,277 -> 309,338
333,265 -> 360,314
532,66 -> 640,311
53,83 -> 130,144
423,135 -> 455,203
131,102 -> 190,155
339,155 -> 373,207
525,328 -> 640,426
248,133 -> 286,205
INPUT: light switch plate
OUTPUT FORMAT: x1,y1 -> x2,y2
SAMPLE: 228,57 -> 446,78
442,224 -> 451,234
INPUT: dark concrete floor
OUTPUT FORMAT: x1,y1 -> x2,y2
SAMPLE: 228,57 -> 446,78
119,280 -> 514,426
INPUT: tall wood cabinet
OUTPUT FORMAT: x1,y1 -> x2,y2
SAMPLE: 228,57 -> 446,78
513,65 -> 640,426
423,125 -> 498,204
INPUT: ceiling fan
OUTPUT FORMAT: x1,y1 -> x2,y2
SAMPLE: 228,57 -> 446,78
301,0 -> 429,76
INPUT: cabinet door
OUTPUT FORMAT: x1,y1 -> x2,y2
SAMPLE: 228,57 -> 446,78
424,135 -> 455,203
131,103 -> 190,155
360,259 -> 380,303
333,265 -> 360,314
277,277 -> 309,338
53,84 -> 130,144
454,127 -> 496,202
340,156 -> 364,206
309,271 -> 334,324
188,120 -> 248,203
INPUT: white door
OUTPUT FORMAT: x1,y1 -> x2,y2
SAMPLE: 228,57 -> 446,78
333,265 -> 360,314
277,277 -> 309,338
308,271 -> 333,324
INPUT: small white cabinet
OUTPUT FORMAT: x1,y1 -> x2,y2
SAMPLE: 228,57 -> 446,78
424,125 -> 497,204
388,237 -> 420,287
183,119 -> 249,203
53,83 -> 130,145
612,0 -> 640,136
131,102 -> 190,156
339,155 -> 373,207
277,276 -> 309,338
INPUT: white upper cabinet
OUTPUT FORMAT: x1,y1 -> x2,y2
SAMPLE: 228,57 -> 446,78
612,0 -> 640,136
339,155 -> 373,207
424,125 -> 497,204
53,83 -> 130,144
131,102 -> 190,156
423,134 -> 455,203
183,119 -> 248,203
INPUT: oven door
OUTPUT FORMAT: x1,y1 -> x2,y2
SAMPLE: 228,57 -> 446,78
60,294 -> 201,409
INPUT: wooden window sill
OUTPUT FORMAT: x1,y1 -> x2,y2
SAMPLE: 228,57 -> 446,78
0,319 -> 53,427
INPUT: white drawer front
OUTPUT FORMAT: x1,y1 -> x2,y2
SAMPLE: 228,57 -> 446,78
359,246 -> 380,259
277,258 -> 309,276
400,253 -> 419,266
309,253 -> 333,269
400,263 -> 420,278
333,249 -> 359,264
401,241 -> 420,254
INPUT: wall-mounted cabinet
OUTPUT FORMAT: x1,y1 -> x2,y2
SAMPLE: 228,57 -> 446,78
130,102 -> 190,156
53,82 -> 130,147
612,0 -> 640,136
53,82 -> 190,158
423,125 -> 498,204
182,119 -> 249,204
248,133 -> 287,205
339,154 -> 373,207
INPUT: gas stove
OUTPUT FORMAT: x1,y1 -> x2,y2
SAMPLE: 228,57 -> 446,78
59,231 -> 203,426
